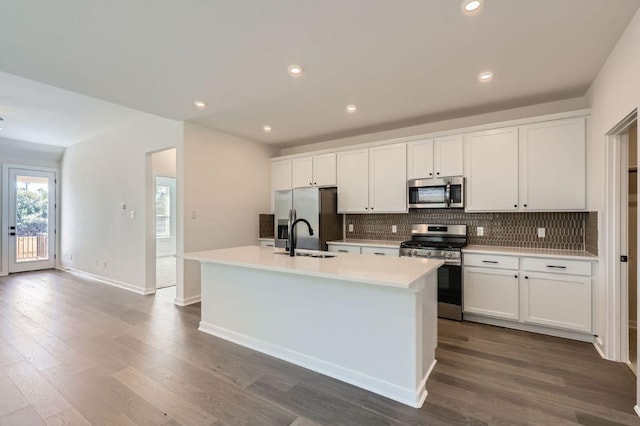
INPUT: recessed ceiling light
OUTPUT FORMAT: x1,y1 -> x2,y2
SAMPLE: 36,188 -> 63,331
478,71 -> 494,82
263,125 -> 272,133
463,0 -> 482,12
346,104 -> 357,114
288,64 -> 304,77
193,100 -> 208,109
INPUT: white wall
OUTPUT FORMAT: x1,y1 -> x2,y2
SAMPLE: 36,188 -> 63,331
152,148 -> 176,178
60,113 -> 182,294
179,123 -> 276,304
583,7 -> 640,410
280,97 -> 587,156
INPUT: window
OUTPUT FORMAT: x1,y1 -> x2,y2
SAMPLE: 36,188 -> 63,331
156,184 -> 170,238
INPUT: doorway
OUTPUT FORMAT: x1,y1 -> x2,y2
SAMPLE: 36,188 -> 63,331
7,168 -> 56,273
151,149 -> 177,291
629,122 -> 638,375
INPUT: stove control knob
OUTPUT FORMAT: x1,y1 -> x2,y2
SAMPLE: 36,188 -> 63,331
444,252 -> 452,258
410,249 -> 418,256
425,250 -> 432,257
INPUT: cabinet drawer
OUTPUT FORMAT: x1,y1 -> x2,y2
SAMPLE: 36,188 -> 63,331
259,240 -> 275,248
463,253 -> 518,270
328,245 -> 360,254
521,257 -> 592,276
360,246 -> 399,257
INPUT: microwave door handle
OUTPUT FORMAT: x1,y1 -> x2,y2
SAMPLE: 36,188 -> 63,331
445,183 -> 451,207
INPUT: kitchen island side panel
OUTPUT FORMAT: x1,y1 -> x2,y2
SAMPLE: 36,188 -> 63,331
198,262 -> 437,407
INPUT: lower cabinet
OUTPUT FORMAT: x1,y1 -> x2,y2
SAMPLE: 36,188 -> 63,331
463,252 -> 595,337
521,272 -> 592,333
463,267 -> 519,320
259,239 -> 275,247
327,243 -> 399,256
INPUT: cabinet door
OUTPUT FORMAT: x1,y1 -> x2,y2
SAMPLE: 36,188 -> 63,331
463,267 -> 519,320
292,157 -> 313,188
519,117 -> 586,210
271,160 -> 292,191
327,244 -> 361,254
407,139 -> 434,180
521,272 -> 592,332
337,149 -> 369,213
465,127 -> 519,211
313,153 -> 337,186
369,144 -> 408,213
434,135 -> 463,177
360,246 -> 399,257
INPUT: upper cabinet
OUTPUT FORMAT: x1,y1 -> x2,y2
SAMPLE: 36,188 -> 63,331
465,127 -> 520,211
407,135 -> 463,180
465,117 -> 586,212
337,144 -> 407,213
519,117 -> 586,210
271,159 -> 292,191
292,153 -> 337,188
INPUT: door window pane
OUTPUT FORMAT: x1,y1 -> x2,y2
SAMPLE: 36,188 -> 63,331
15,175 -> 49,262
156,185 -> 170,238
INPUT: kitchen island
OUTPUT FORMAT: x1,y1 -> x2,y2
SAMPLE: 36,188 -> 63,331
183,246 -> 443,408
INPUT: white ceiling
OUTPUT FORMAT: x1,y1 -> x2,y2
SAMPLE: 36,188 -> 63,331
0,0 -> 638,147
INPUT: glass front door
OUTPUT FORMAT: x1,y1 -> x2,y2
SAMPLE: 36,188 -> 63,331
8,168 -> 56,273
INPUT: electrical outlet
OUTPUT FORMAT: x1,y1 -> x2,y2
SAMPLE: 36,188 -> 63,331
191,210 -> 197,219
538,227 -> 546,238
129,210 -> 135,219
103,260 -> 107,267
477,226 -> 484,237
69,254 -> 72,260
95,259 -> 99,266
348,224 -> 354,232
391,225 -> 397,233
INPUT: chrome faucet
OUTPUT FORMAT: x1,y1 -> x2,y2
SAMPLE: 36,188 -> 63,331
288,208 -> 314,257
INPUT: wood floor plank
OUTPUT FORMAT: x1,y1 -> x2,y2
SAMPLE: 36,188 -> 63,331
1,270 -> 637,426
4,360 -> 71,419
113,366 -> 218,426
0,405 -> 45,426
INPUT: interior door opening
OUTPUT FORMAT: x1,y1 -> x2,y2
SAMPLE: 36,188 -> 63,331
8,168 -> 56,273
629,122 -> 638,375
152,149 -> 177,292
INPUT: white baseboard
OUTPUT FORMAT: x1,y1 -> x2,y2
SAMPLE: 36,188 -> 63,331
199,321 -> 431,408
634,405 -> 640,417
174,295 -> 201,306
64,268 -> 154,295
593,336 -> 608,359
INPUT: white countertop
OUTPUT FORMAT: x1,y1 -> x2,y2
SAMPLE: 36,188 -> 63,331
183,246 -> 442,289
463,245 -> 598,260
327,239 -> 402,248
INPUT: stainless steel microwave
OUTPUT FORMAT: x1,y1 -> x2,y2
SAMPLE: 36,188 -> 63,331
408,177 -> 464,209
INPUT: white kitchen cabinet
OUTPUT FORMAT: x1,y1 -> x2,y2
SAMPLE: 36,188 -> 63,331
259,239 -> 275,248
337,144 -> 406,214
521,272 -> 592,333
407,139 -> 434,179
337,149 -> 369,213
270,159 -> 292,212
328,244 -> 361,254
313,153 -> 337,186
407,135 -> 463,180
465,127 -> 519,211
519,117 -> 586,210
463,266 -> 520,320
434,135 -> 464,178
292,153 -> 337,188
369,144 -> 407,213
271,159 -> 292,191
360,246 -> 399,256
292,157 -> 313,188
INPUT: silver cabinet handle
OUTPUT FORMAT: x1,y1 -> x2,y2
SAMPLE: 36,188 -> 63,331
338,250 -> 349,253
374,252 -> 385,255
546,265 -> 566,269
482,260 -> 498,264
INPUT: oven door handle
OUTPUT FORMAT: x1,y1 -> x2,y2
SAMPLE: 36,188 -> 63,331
445,182 -> 451,207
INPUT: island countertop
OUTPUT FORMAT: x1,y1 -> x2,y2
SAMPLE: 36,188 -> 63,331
183,246 -> 443,290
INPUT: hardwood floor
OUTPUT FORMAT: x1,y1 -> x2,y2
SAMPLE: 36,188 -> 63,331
0,270 -> 637,425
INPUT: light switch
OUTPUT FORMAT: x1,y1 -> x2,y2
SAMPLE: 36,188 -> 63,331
348,224 -> 354,232
129,210 -> 135,219
120,203 -> 126,211
477,226 -> 484,236
538,228 -> 546,238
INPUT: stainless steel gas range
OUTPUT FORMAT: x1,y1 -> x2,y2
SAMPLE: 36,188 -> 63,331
399,224 -> 467,321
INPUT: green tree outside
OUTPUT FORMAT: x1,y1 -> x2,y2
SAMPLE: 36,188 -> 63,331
16,187 -> 48,236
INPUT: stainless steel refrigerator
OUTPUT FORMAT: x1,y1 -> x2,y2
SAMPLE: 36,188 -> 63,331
274,187 -> 342,251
